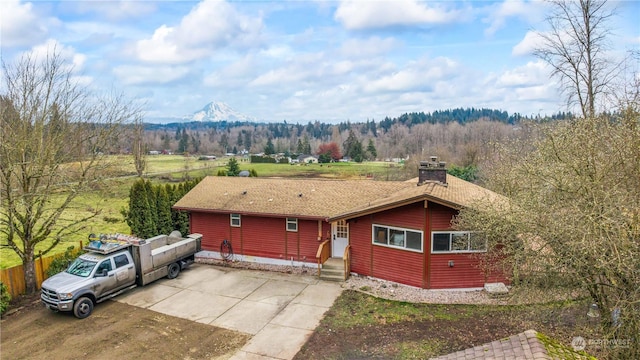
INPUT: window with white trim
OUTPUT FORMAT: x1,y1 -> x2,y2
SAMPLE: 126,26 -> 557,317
431,231 -> 486,253
286,218 -> 298,232
372,225 -> 423,252
230,214 -> 241,227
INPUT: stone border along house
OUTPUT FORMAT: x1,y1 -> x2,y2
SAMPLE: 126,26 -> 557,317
173,159 -> 508,289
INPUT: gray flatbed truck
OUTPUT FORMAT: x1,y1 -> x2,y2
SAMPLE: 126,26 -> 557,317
41,231 -> 202,318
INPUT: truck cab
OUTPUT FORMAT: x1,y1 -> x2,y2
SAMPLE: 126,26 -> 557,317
41,249 -> 137,318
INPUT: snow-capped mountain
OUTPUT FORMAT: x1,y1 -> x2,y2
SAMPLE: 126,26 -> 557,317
189,101 -> 254,122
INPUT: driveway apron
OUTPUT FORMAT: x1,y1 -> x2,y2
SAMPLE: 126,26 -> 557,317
117,264 -> 343,360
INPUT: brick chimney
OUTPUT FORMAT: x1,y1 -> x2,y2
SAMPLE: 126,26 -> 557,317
418,156 -> 447,186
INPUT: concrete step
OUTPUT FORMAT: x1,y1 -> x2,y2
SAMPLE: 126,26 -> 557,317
320,273 -> 345,282
321,268 -> 344,277
320,257 -> 346,282
322,258 -> 345,270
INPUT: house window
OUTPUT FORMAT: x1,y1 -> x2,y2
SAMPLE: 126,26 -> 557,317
230,214 -> 241,227
286,218 -> 298,232
372,224 -> 423,252
431,231 -> 486,253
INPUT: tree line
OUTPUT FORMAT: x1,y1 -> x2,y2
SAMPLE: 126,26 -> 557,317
122,178 -> 201,239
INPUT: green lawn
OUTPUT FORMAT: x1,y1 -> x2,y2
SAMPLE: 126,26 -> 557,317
1,155 -> 401,268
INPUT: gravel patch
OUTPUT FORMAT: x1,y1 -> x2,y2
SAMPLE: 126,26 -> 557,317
343,273 -> 502,304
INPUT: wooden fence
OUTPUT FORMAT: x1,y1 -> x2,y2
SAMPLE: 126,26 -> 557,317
1,242 -> 83,297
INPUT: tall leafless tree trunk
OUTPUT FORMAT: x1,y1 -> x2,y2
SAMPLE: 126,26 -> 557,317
0,50 -> 141,294
132,114 -> 147,177
534,0 -> 616,118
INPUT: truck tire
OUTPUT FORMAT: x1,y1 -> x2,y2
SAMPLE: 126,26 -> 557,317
73,297 -> 94,319
167,262 -> 180,279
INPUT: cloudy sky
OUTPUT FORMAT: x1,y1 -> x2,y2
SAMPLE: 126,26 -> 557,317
2,0 -> 638,123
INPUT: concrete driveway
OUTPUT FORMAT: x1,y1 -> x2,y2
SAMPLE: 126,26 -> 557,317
116,263 -> 343,360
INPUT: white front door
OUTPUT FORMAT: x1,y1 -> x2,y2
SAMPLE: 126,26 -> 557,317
332,220 -> 349,258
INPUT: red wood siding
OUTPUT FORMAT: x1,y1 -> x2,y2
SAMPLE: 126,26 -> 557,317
430,203 -> 457,230
372,245 -> 423,287
241,216 -> 285,259
348,203 -> 426,287
429,254 -> 507,288
348,216 -> 373,276
292,219 -> 321,262
190,212 -> 321,264
372,202 -> 425,229
190,212 -> 229,250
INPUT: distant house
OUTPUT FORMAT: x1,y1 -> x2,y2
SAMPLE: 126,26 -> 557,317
297,154 -> 318,164
173,159 -> 508,289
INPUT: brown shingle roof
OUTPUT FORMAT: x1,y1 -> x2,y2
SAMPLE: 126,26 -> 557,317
173,175 -> 504,220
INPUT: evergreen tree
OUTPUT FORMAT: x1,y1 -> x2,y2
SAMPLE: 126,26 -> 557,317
264,138 -> 275,155
178,129 -> 189,153
125,179 -> 155,238
143,180 -> 159,237
343,130 -> 363,162
244,131 -> 252,152
226,158 -> 240,176
296,139 -> 304,154
172,183 -> 189,236
236,132 -> 243,147
366,139 -> 377,159
155,185 -> 173,235
302,135 -> 311,154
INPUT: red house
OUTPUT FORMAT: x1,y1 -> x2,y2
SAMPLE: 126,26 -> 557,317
173,160 -> 508,289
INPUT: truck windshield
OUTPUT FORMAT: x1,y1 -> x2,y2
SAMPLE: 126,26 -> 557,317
66,258 -> 97,277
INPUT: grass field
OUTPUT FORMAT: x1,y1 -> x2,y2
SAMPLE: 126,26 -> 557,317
0,155 -> 404,268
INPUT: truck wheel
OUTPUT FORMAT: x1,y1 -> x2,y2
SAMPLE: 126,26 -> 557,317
73,297 -> 94,319
167,263 -> 180,279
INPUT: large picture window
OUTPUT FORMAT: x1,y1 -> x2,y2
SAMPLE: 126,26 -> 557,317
431,231 -> 486,253
372,225 -> 423,252
230,214 -> 241,227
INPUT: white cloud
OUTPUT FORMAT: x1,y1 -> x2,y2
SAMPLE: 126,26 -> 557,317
27,39 -> 87,73
496,60 -> 549,87
135,0 -> 263,64
0,0 -> 58,47
365,56 -> 461,94
113,65 -> 191,85
334,0 -> 464,30
512,30 -> 546,56
483,0 -> 544,36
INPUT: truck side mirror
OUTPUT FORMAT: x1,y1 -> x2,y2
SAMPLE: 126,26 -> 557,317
95,269 -> 108,277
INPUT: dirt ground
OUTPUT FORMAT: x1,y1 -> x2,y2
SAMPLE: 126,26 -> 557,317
1,293 -> 249,360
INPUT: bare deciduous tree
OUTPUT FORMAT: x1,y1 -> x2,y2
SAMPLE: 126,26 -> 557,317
0,50 -> 141,293
132,114 -> 147,177
534,0 -> 618,118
